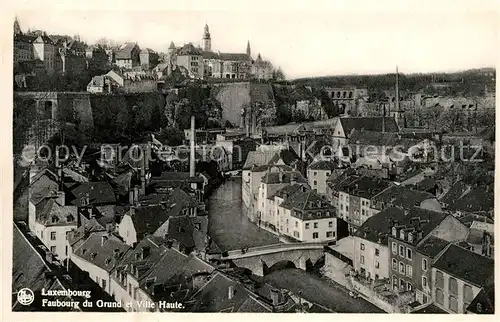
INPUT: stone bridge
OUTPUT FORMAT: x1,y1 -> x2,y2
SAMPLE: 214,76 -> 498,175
221,242 -> 326,276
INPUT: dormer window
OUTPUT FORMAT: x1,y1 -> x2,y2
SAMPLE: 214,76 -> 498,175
90,252 -> 97,260
392,227 -> 397,237
67,215 -> 74,222
408,233 -> 413,243
400,230 -> 405,240
51,216 -> 59,223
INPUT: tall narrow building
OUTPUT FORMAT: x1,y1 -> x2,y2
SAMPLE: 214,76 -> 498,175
202,23 -> 211,52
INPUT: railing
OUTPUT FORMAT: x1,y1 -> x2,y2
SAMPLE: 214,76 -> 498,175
224,242 -> 327,259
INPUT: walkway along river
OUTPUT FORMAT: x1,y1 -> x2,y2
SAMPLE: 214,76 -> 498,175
207,178 -> 279,252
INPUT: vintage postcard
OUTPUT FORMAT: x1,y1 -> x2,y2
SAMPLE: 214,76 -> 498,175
5,0 -> 498,318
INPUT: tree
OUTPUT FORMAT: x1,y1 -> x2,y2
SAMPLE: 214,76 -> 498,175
274,67 -> 286,81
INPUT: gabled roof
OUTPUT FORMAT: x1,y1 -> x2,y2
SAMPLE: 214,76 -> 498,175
448,186 -> 494,213
177,43 -> 203,56
67,217 -> 106,248
355,207 -> 408,244
70,181 -> 116,206
127,205 -> 172,239
35,199 -> 78,227
349,129 -> 423,150
264,124 -> 306,136
269,149 -> 301,167
202,51 -> 220,59
115,43 -> 139,59
308,160 -> 336,171
117,237 -> 169,280
466,276 -> 494,314
243,151 -> 276,170
337,176 -> 392,199
433,244 -> 494,287
372,186 -> 436,210
190,272 -> 266,312
34,34 -> 54,44
268,183 -> 306,200
339,117 -> 399,135
280,188 -> 333,212
439,181 -> 469,205
73,231 -> 130,272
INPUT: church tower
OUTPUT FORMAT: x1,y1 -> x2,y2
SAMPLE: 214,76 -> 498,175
246,40 -> 251,57
202,23 -> 211,52
14,16 -> 22,35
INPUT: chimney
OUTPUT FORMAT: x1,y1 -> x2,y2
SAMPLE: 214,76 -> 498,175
56,191 -> 65,206
270,289 -> 280,306
228,285 -> 235,300
190,116 -> 196,177
101,235 -> 108,246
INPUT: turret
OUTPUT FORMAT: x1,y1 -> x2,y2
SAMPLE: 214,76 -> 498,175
202,23 -> 211,52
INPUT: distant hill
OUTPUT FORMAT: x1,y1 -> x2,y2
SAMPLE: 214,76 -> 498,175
292,68 -> 496,97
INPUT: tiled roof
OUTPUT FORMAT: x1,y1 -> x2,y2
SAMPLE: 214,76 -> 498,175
88,75 -> 105,87
251,164 -> 292,173
202,51 -> 220,59
243,151 -> 276,169
416,236 -> 450,258
354,207 -> 407,244
412,303 -> 448,314
349,129 -> 423,150
264,124 -> 306,136
14,34 -> 36,43
269,149 -> 302,167
115,43 -> 138,59
268,183 -> 306,200
448,186 -> 494,213
308,160 -> 336,171
237,296 -> 273,312
280,188 -> 335,220
34,34 -> 54,44
439,181 -> 469,205
177,43 -> 203,56
35,199 -> 78,227
339,117 -> 399,135
70,181 -> 116,206
190,272 -> 265,312
459,214 -> 494,227
219,53 -> 252,61
433,244 -> 494,287
128,205 -> 173,239
372,186 -> 436,210
337,176 -> 392,199
117,237 -> 169,280
73,231 -> 130,272
67,217 -> 106,247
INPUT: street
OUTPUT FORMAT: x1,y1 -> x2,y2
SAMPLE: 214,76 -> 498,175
264,268 -> 384,313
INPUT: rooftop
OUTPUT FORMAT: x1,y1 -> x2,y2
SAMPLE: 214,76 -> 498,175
433,244 -> 494,287
416,236 -> 450,258
337,176 -> 392,199
372,186 -> 436,210
340,117 -> 399,136
308,160 -> 337,171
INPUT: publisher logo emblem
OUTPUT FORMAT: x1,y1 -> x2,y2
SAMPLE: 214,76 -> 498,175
17,288 -> 34,306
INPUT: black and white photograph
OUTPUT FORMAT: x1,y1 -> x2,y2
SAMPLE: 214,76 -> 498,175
8,0 -> 497,315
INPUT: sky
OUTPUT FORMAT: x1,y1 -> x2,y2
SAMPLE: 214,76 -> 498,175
11,0 -> 499,79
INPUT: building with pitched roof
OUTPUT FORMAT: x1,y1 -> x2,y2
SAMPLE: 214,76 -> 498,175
70,231 -> 130,294
257,170 -> 307,231
332,116 -> 399,148
387,207 -> 469,303
277,185 -> 337,242
431,244 -> 494,313
139,48 -> 159,71
336,176 -> 392,233
307,160 -> 337,195
114,43 -> 141,69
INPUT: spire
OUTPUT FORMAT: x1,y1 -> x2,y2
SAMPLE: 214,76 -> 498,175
257,53 -> 262,61
203,23 -> 210,39
169,41 -> 175,49
14,16 -> 22,35
246,40 -> 251,56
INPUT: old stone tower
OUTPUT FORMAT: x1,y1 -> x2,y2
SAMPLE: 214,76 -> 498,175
202,23 -> 211,52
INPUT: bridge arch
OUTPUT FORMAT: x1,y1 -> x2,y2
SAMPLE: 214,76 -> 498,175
265,260 -> 296,275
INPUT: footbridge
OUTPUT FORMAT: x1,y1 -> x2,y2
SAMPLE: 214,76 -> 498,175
221,242 -> 327,276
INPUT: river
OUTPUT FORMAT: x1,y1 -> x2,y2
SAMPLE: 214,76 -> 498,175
207,178 -> 279,251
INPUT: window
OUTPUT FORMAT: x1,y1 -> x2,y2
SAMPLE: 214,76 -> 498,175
436,271 -> 444,288
340,204 -> 343,210
361,209 -> 365,216
375,261 -> 380,269
400,231 -> 405,240
346,206 -> 349,211
436,289 -> 444,305
406,265 -> 412,277
375,248 -> 380,256
328,221 -> 333,228
392,259 -> 397,270
360,255 -> 365,264
422,258 -> 428,271
326,231 -> 333,238
448,277 -> 458,295
407,282 -> 413,291
305,223 -> 310,229
50,246 -> 56,253
314,222 -> 318,229
399,245 -> 404,257
422,276 -> 427,288
128,283 -> 132,296
360,243 -> 365,250
406,248 -> 412,260
449,296 -> 458,313
463,284 -> 474,306
391,242 -> 397,254
399,261 -> 405,274
102,279 -> 107,290
50,232 -> 56,240
392,227 -> 397,237
408,233 -> 413,243
313,180 -> 317,186
295,221 -> 298,228
313,172 -> 317,176
51,216 -> 59,223
65,246 -> 68,256
312,232 -> 319,239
